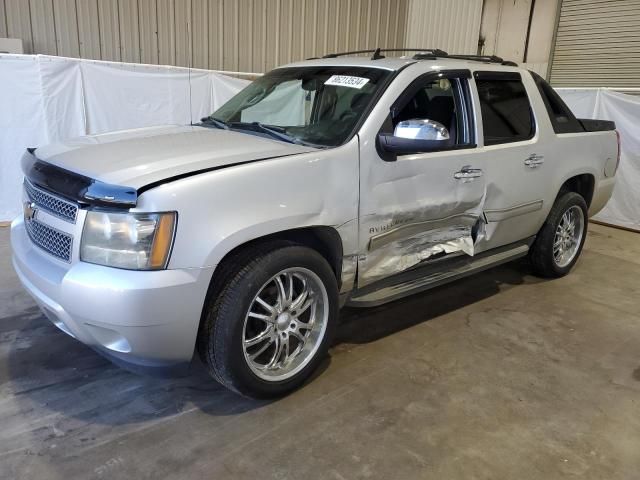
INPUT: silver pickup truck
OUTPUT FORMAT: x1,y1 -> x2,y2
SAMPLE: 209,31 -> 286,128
11,49 -> 619,398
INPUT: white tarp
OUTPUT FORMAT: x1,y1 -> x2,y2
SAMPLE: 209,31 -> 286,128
0,54 -> 251,221
557,88 -> 640,231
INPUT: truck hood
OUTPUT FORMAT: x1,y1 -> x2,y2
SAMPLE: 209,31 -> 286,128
35,125 -> 317,189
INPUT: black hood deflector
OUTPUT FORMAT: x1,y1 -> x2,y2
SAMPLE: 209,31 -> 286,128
23,149 -> 137,208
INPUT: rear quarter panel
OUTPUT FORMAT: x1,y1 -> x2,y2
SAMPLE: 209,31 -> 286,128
523,72 -> 617,227
539,129 -> 617,220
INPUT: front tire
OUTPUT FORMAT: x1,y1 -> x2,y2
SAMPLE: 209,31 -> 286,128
530,191 -> 588,278
199,242 -> 339,398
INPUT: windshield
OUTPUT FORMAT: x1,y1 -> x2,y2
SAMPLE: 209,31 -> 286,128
209,66 -> 393,147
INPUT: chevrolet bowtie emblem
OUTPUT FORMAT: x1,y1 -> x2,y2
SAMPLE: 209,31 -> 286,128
23,201 -> 37,221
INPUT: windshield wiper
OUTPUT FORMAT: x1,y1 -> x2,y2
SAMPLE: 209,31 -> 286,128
201,118 -> 304,145
200,116 -> 230,130
233,122 -> 303,145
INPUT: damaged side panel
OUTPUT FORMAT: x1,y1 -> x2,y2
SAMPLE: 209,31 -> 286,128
361,225 -> 476,286
357,166 -> 487,287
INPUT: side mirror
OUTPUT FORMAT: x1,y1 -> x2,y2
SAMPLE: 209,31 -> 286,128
378,119 -> 452,155
395,119 -> 450,141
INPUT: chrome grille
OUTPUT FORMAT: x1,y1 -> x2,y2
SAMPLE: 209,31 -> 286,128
25,218 -> 73,262
24,180 -> 78,223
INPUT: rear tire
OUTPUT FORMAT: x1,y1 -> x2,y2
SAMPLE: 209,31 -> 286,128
529,191 -> 588,278
198,242 -> 339,398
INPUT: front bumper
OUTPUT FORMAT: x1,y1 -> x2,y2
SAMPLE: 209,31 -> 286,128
11,217 -> 214,372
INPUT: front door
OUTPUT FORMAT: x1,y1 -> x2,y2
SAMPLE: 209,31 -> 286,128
357,70 -> 486,287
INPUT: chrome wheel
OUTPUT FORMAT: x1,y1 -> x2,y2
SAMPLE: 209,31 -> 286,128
242,267 -> 329,381
553,205 -> 584,268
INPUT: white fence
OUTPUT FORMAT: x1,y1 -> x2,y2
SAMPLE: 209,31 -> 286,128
1,55 -> 638,231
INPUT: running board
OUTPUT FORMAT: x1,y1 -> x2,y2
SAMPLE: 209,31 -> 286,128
347,242 -> 531,308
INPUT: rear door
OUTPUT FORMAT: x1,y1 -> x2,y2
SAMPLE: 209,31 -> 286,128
357,70 -> 487,287
470,71 -> 549,252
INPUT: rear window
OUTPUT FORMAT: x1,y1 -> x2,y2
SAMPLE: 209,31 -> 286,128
475,73 -> 535,146
530,71 -> 583,134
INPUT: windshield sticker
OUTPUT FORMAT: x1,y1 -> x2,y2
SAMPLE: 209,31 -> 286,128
324,75 -> 370,89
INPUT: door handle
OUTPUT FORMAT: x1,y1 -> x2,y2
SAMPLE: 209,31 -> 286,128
454,166 -> 483,180
524,154 -> 544,168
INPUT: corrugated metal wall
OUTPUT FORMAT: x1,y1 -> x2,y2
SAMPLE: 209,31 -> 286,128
0,0 -> 409,72
550,0 -> 640,87
404,0 -> 483,54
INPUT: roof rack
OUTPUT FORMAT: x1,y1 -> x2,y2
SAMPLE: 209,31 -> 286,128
322,48 -> 448,60
444,54 -> 518,66
317,47 -> 517,66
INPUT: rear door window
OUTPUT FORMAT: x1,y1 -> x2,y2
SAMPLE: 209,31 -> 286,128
475,72 -> 535,146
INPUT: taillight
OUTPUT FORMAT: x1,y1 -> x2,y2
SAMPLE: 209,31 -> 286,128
615,130 -> 621,174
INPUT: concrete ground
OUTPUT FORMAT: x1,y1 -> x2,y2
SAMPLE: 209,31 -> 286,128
1,223 -> 639,480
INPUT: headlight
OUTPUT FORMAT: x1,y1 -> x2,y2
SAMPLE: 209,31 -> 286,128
81,211 -> 176,270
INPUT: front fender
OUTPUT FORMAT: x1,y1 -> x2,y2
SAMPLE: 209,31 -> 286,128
135,138 -> 360,270
201,214 -> 343,267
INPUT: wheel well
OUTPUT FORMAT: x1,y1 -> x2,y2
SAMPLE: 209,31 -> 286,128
215,226 -> 343,288
559,174 -> 595,207
197,226 -> 344,349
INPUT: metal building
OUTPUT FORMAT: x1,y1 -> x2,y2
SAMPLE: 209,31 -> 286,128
0,0 -> 490,73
